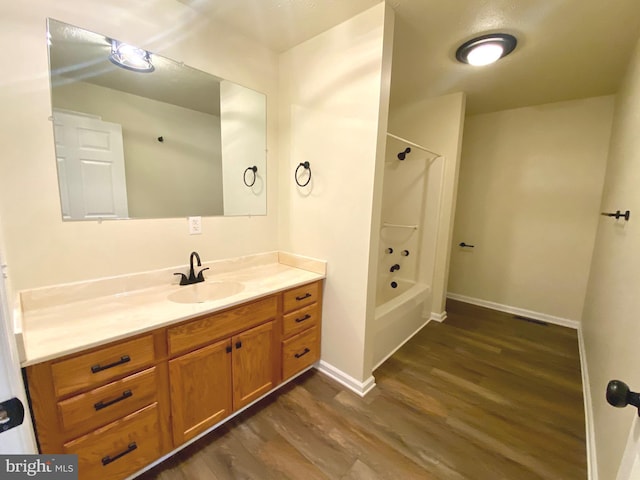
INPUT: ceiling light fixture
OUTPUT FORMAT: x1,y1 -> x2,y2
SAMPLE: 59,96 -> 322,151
109,40 -> 154,73
455,33 -> 517,66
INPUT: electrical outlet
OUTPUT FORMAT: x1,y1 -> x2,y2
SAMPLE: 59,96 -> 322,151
188,216 -> 202,235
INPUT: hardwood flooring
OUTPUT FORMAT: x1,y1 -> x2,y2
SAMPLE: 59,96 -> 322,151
136,300 -> 586,479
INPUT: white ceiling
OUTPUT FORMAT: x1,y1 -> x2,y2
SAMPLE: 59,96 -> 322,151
179,0 -> 640,115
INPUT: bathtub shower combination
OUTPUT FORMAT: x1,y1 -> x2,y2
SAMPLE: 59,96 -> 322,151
373,133 -> 442,369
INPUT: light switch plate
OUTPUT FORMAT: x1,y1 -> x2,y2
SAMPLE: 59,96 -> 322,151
188,216 -> 202,235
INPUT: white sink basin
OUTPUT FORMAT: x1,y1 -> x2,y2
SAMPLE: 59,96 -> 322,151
168,281 -> 245,304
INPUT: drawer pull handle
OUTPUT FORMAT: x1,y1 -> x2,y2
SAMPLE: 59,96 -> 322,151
102,442 -> 137,466
295,348 -> 310,358
296,293 -> 312,301
94,390 -> 133,411
295,314 -> 311,323
91,355 -> 131,374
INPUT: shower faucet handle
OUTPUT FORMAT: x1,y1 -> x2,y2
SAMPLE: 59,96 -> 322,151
401,250 -> 410,256
386,247 -> 393,254
390,264 -> 400,272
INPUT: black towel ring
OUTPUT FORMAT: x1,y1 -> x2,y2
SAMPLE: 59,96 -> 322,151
295,161 -> 312,187
243,166 -> 257,187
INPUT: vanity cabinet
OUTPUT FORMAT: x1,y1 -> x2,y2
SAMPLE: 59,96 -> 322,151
281,282 -> 322,380
169,338 -> 232,445
231,320 -> 278,409
25,280 -> 322,480
25,331 -> 171,480
168,320 -> 277,445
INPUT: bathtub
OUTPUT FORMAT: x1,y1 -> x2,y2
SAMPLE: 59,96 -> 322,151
373,279 -> 431,369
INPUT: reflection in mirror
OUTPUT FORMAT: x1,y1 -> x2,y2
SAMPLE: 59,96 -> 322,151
47,19 -> 267,220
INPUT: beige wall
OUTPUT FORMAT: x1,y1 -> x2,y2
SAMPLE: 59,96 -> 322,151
582,37 -> 640,480
53,81 -> 224,218
449,96 -> 614,322
388,92 -> 467,317
0,0 -> 279,295
278,3 -> 392,384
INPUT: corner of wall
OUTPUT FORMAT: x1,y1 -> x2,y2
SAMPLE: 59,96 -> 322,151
276,2 -> 392,386
363,0 -> 396,382
316,360 -> 376,397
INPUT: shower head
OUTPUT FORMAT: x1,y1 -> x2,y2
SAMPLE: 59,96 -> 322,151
398,147 -> 411,160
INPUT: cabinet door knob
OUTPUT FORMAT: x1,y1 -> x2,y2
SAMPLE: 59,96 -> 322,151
235,341 -> 242,349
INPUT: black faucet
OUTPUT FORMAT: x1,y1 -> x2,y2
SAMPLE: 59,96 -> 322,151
390,264 -> 400,273
174,251 -> 210,286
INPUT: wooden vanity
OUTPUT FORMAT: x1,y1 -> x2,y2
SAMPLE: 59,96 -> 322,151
24,279 -> 323,480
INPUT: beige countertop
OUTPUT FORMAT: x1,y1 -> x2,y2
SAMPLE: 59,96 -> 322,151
16,252 -> 326,367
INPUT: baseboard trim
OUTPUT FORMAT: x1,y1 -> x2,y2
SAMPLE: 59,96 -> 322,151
430,311 -> 447,322
578,327 -> 598,480
316,360 -> 376,397
372,317 -> 432,371
446,293 -> 579,330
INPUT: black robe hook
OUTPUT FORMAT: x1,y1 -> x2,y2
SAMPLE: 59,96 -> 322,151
398,147 -> 411,160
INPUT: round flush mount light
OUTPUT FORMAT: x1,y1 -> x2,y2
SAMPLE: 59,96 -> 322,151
455,33 -> 517,66
109,40 -> 154,73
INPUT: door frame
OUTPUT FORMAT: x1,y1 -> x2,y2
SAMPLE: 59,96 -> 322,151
0,243 -> 37,453
617,415 -> 640,480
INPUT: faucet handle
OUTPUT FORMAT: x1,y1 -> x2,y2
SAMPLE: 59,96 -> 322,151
196,267 -> 210,282
173,272 -> 188,286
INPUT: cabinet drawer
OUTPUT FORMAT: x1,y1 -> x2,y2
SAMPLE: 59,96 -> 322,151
168,295 -> 277,355
282,326 -> 320,380
282,303 -> 319,338
52,335 -> 155,398
57,367 -> 157,435
283,282 -> 320,313
64,403 -> 161,480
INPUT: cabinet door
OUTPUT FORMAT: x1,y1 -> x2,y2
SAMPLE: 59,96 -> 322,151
169,339 -> 232,445
232,321 -> 276,410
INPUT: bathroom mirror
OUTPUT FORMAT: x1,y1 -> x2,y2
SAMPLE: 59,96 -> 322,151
47,19 -> 267,220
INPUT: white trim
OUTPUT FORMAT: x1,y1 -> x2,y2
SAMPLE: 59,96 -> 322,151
430,311 -> 447,322
315,360 -> 376,397
578,326 -> 598,480
0,248 -> 37,453
373,317 -> 431,371
446,292 -> 579,329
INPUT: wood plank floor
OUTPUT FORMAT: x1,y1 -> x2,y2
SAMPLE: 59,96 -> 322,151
136,300 -> 586,479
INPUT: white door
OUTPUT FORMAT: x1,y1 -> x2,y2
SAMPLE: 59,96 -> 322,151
53,110 -> 129,220
0,259 -> 37,453
617,416 -> 640,480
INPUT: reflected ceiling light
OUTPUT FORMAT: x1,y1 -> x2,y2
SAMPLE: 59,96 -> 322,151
109,40 -> 154,72
455,33 -> 517,66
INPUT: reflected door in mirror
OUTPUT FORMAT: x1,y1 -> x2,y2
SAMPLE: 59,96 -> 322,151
53,110 -> 129,220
